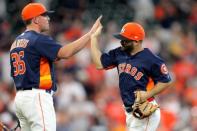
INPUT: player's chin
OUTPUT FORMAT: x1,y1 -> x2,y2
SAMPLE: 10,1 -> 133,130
41,26 -> 49,32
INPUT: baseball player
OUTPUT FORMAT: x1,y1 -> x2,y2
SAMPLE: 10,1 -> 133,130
90,23 -> 172,131
9,3 -> 102,131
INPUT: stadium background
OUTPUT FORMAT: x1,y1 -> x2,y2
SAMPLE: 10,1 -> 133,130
0,0 -> 197,131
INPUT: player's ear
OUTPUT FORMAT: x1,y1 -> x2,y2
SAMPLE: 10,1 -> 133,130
32,17 -> 39,24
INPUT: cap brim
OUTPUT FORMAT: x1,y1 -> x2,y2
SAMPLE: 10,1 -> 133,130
46,10 -> 55,14
113,34 -> 130,40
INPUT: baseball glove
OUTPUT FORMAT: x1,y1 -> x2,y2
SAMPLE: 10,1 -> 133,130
132,91 -> 159,119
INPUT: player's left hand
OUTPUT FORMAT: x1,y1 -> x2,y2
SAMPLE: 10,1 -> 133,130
132,90 -> 159,119
91,24 -> 103,38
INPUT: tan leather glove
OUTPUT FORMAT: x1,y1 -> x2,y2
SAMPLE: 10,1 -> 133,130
132,91 -> 159,119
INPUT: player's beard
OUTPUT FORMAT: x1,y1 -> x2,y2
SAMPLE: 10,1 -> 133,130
122,44 -> 134,53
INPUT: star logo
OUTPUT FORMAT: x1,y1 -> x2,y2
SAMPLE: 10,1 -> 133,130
121,28 -> 125,33
160,64 -> 169,75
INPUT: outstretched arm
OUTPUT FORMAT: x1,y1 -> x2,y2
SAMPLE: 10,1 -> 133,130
90,24 -> 103,69
57,16 -> 102,59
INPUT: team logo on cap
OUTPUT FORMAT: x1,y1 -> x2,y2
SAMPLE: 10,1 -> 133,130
160,64 -> 168,74
134,36 -> 138,39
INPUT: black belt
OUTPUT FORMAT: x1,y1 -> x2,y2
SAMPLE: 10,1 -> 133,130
125,106 -> 133,113
17,87 -> 52,95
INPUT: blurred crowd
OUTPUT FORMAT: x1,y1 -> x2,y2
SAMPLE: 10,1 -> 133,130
0,0 -> 197,131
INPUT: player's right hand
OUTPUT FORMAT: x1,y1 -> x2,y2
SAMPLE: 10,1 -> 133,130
134,90 -> 151,103
89,15 -> 102,34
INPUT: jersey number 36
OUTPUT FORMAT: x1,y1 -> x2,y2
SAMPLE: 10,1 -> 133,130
11,51 -> 26,76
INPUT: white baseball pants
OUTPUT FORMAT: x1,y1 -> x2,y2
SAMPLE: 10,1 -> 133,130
125,101 -> 160,131
14,89 -> 56,131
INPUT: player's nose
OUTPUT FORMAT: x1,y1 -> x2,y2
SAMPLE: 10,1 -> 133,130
47,16 -> 50,21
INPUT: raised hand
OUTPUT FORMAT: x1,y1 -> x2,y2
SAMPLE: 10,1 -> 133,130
91,24 -> 103,38
89,15 -> 102,34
